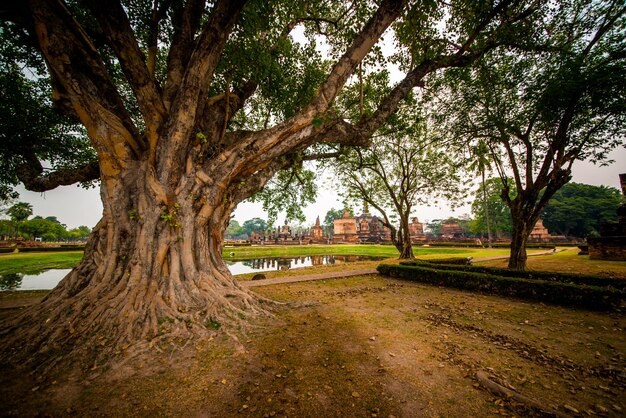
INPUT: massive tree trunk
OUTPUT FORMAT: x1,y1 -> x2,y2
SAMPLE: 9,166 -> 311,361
1,157 -> 268,370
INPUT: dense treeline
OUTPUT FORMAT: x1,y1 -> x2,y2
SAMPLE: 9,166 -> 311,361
0,202 -> 91,241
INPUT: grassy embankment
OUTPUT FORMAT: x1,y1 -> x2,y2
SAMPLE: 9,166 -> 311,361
0,245 -> 519,276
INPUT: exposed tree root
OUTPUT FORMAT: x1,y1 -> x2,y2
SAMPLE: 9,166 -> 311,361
475,371 -> 570,418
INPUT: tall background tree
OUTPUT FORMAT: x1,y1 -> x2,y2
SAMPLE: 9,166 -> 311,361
434,0 -> 626,270
542,183 -> 621,237
469,178 -> 514,239
468,140 -> 493,246
241,217 -> 268,237
7,202 -> 33,237
0,0 -> 545,370
333,109 -> 463,258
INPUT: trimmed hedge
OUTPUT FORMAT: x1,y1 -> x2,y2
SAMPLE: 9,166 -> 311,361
0,248 -> 16,254
378,263 -> 624,311
400,260 -> 626,291
421,257 -> 472,265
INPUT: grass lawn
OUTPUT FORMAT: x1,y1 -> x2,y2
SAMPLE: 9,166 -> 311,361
224,244 -> 518,260
0,245 -> 521,276
476,248 -> 626,278
0,251 -> 84,275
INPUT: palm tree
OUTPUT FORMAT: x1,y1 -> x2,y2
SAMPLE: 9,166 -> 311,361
469,141 -> 493,248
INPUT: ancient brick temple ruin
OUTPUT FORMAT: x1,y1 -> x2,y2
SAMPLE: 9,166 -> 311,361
248,217 -> 330,245
588,174 -> 626,261
440,221 -> 464,239
333,208 -> 392,243
408,217 -> 426,242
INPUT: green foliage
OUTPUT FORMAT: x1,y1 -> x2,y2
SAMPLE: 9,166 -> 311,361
206,318 -> 222,330
249,164 -> 317,226
240,218 -> 268,236
0,24 -> 96,201
21,217 -> 66,241
541,183 -> 621,237
7,202 -> 32,222
399,260 -> 626,291
160,204 -> 181,228
469,178 -> 515,238
224,219 -> 244,239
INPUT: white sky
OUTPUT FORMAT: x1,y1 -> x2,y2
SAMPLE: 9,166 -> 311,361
14,146 -> 625,229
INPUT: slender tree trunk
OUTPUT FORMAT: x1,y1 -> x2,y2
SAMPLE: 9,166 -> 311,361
0,159 -> 266,371
482,169 -> 492,248
396,215 -> 414,259
508,214 -> 530,271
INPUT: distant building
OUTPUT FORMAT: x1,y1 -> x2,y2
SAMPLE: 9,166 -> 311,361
440,222 -> 464,239
408,217 -> 426,242
308,216 -> 326,243
333,206 -> 392,243
529,219 -> 551,240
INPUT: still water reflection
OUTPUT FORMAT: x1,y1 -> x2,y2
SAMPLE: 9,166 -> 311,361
0,255 -> 383,290
225,254 -> 384,275
0,269 -> 72,291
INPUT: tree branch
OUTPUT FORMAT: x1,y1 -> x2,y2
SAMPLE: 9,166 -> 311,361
86,0 -> 166,132
28,0 -> 143,163
158,0 -> 247,190
162,0 -> 205,110
17,158 -> 100,193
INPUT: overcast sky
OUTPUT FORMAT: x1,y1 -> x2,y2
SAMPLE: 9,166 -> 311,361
13,146 -> 625,229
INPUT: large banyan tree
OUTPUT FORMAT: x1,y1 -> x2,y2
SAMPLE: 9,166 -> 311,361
0,0 -> 539,370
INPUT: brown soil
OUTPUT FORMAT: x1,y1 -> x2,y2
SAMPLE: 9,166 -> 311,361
1,271 -> 624,417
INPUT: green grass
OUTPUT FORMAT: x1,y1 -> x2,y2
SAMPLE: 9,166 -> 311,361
0,251 -> 84,275
476,248 -> 626,278
0,244 -> 525,276
222,244 -> 516,259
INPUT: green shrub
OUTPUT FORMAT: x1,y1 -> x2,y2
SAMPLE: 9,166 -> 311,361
377,264 -> 624,311
399,261 -> 626,291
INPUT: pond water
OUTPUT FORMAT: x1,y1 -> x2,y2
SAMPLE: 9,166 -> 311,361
225,254 -> 384,275
0,255 -> 383,290
0,269 -> 72,291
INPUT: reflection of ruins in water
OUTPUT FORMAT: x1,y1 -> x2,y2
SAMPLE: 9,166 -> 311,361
234,255 -> 381,272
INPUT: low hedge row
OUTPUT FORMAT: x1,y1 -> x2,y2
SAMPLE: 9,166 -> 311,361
0,248 -> 15,254
400,260 -> 626,291
377,264 -> 624,311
